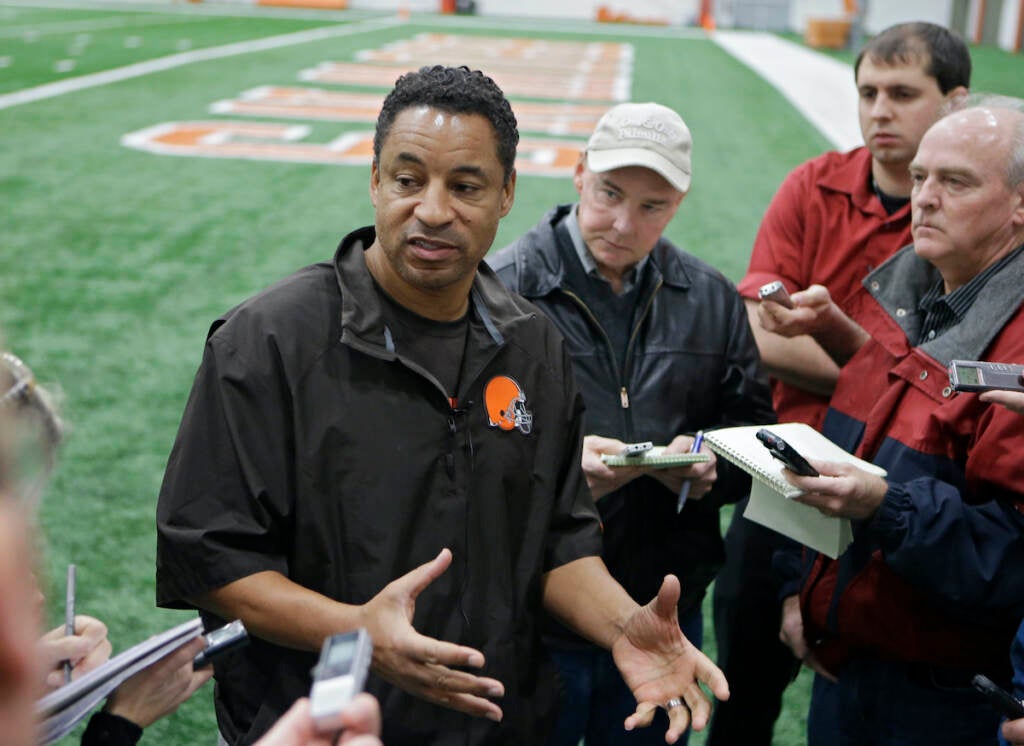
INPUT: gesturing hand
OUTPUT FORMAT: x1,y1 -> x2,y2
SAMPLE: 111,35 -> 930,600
612,575 -> 729,744
358,548 -> 505,721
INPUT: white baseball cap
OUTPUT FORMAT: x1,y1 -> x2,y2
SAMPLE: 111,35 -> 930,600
585,102 -> 692,192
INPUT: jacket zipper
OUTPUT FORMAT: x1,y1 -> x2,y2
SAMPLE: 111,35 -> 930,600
562,278 -> 663,430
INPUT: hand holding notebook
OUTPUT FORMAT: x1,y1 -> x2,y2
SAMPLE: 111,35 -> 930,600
704,423 -> 887,558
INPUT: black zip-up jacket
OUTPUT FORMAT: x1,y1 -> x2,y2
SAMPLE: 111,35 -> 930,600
156,227 -> 604,745
489,205 -> 776,626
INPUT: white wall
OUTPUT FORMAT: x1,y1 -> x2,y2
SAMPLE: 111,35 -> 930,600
788,0 -> 954,34
350,0 -> 700,23
863,0 -> 954,33
477,0 -> 699,23
349,0 -> 437,11
348,0 -> 1020,52
998,0 -> 1022,50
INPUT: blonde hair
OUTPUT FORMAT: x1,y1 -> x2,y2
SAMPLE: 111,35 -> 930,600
0,352 -> 64,505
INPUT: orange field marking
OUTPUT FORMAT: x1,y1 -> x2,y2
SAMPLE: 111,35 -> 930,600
300,61 -> 628,102
357,33 -> 631,74
211,87 -> 611,136
121,121 -> 584,176
121,32 -> 630,171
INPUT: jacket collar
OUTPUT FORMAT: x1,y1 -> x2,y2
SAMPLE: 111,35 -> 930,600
864,243 -> 1024,365
818,147 -> 908,221
332,226 -> 531,354
513,204 -> 693,298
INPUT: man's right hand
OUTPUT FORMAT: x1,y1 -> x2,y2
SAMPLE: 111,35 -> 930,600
778,594 -> 836,682
582,435 -> 647,499
358,549 -> 505,722
757,285 -> 835,339
758,285 -> 867,366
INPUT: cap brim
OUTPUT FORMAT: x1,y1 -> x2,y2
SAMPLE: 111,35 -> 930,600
587,148 -> 690,192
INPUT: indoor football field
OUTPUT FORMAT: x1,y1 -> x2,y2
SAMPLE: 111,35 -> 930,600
2,3 -> 1023,742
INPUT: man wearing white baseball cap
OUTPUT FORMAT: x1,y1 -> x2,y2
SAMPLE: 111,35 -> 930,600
490,102 -> 773,746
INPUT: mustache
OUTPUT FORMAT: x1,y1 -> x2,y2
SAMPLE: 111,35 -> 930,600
405,224 -> 460,246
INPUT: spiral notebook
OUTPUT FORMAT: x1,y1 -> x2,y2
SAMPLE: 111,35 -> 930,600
704,423 -> 887,558
600,447 -> 711,469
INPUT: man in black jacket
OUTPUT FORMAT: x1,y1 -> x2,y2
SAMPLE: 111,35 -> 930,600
489,102 -> 774,746
156,70 -> 728,746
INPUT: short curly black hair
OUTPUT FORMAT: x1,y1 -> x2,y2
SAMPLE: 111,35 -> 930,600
373,65 -> 519,184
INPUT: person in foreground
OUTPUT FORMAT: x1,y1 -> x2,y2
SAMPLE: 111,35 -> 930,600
710,23 -> 972,745
0,349 -> 382,745
489,101 -> 772,746
155,65 -> 728,746
761,95 -> 1024,745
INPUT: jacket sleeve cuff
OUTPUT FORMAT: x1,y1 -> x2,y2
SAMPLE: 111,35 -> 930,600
81,711 -> 144,746
869,481 -> 912,553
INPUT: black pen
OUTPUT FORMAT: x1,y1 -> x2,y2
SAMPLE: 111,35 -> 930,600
63,564 -> 75,685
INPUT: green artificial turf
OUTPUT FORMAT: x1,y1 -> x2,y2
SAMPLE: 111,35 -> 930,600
1,6 -> 1020,744
0,5 -> 358,93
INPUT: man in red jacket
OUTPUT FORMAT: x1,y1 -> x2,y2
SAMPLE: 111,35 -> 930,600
764,95 -> 1024,745
710,23 -> 971,745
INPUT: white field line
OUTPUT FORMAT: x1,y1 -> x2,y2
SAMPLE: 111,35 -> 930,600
0,15 -> 404,111
712,30 -> 862,151
0,14 -> 206,38
0,0 -> 390,22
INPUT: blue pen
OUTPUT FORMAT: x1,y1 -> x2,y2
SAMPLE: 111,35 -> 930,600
676,431 -> 704,514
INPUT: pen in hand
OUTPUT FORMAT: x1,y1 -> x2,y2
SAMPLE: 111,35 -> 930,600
676,431 -> 704,514
63,563 -> 76,685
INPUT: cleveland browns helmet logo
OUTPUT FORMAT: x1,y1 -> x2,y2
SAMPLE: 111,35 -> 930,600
484,376 -> 533,435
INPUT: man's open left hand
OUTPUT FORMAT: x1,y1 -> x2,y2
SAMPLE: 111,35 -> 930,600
611,575 -> 729,743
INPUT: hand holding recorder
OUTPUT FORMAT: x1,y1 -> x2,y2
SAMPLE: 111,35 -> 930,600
757,280 -> 794,309
310,629 -> 373,734
255,694 -> 382,746
948,360 -> 1024,393
949,361 -> 1024,415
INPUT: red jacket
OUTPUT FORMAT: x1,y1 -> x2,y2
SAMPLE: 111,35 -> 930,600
800,245 -> 1024,678
738,147 -> 912,428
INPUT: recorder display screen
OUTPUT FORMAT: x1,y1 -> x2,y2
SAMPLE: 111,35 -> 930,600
956,366 -> 981,385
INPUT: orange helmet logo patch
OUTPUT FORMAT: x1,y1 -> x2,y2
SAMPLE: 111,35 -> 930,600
484,376 -> 533,435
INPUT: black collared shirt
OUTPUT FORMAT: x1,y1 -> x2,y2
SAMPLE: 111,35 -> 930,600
918,245 -> 1024,345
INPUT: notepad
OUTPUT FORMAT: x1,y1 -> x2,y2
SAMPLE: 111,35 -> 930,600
704,423 -> 887,559
600,447 -> 711,469
36,617 -> 204,744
